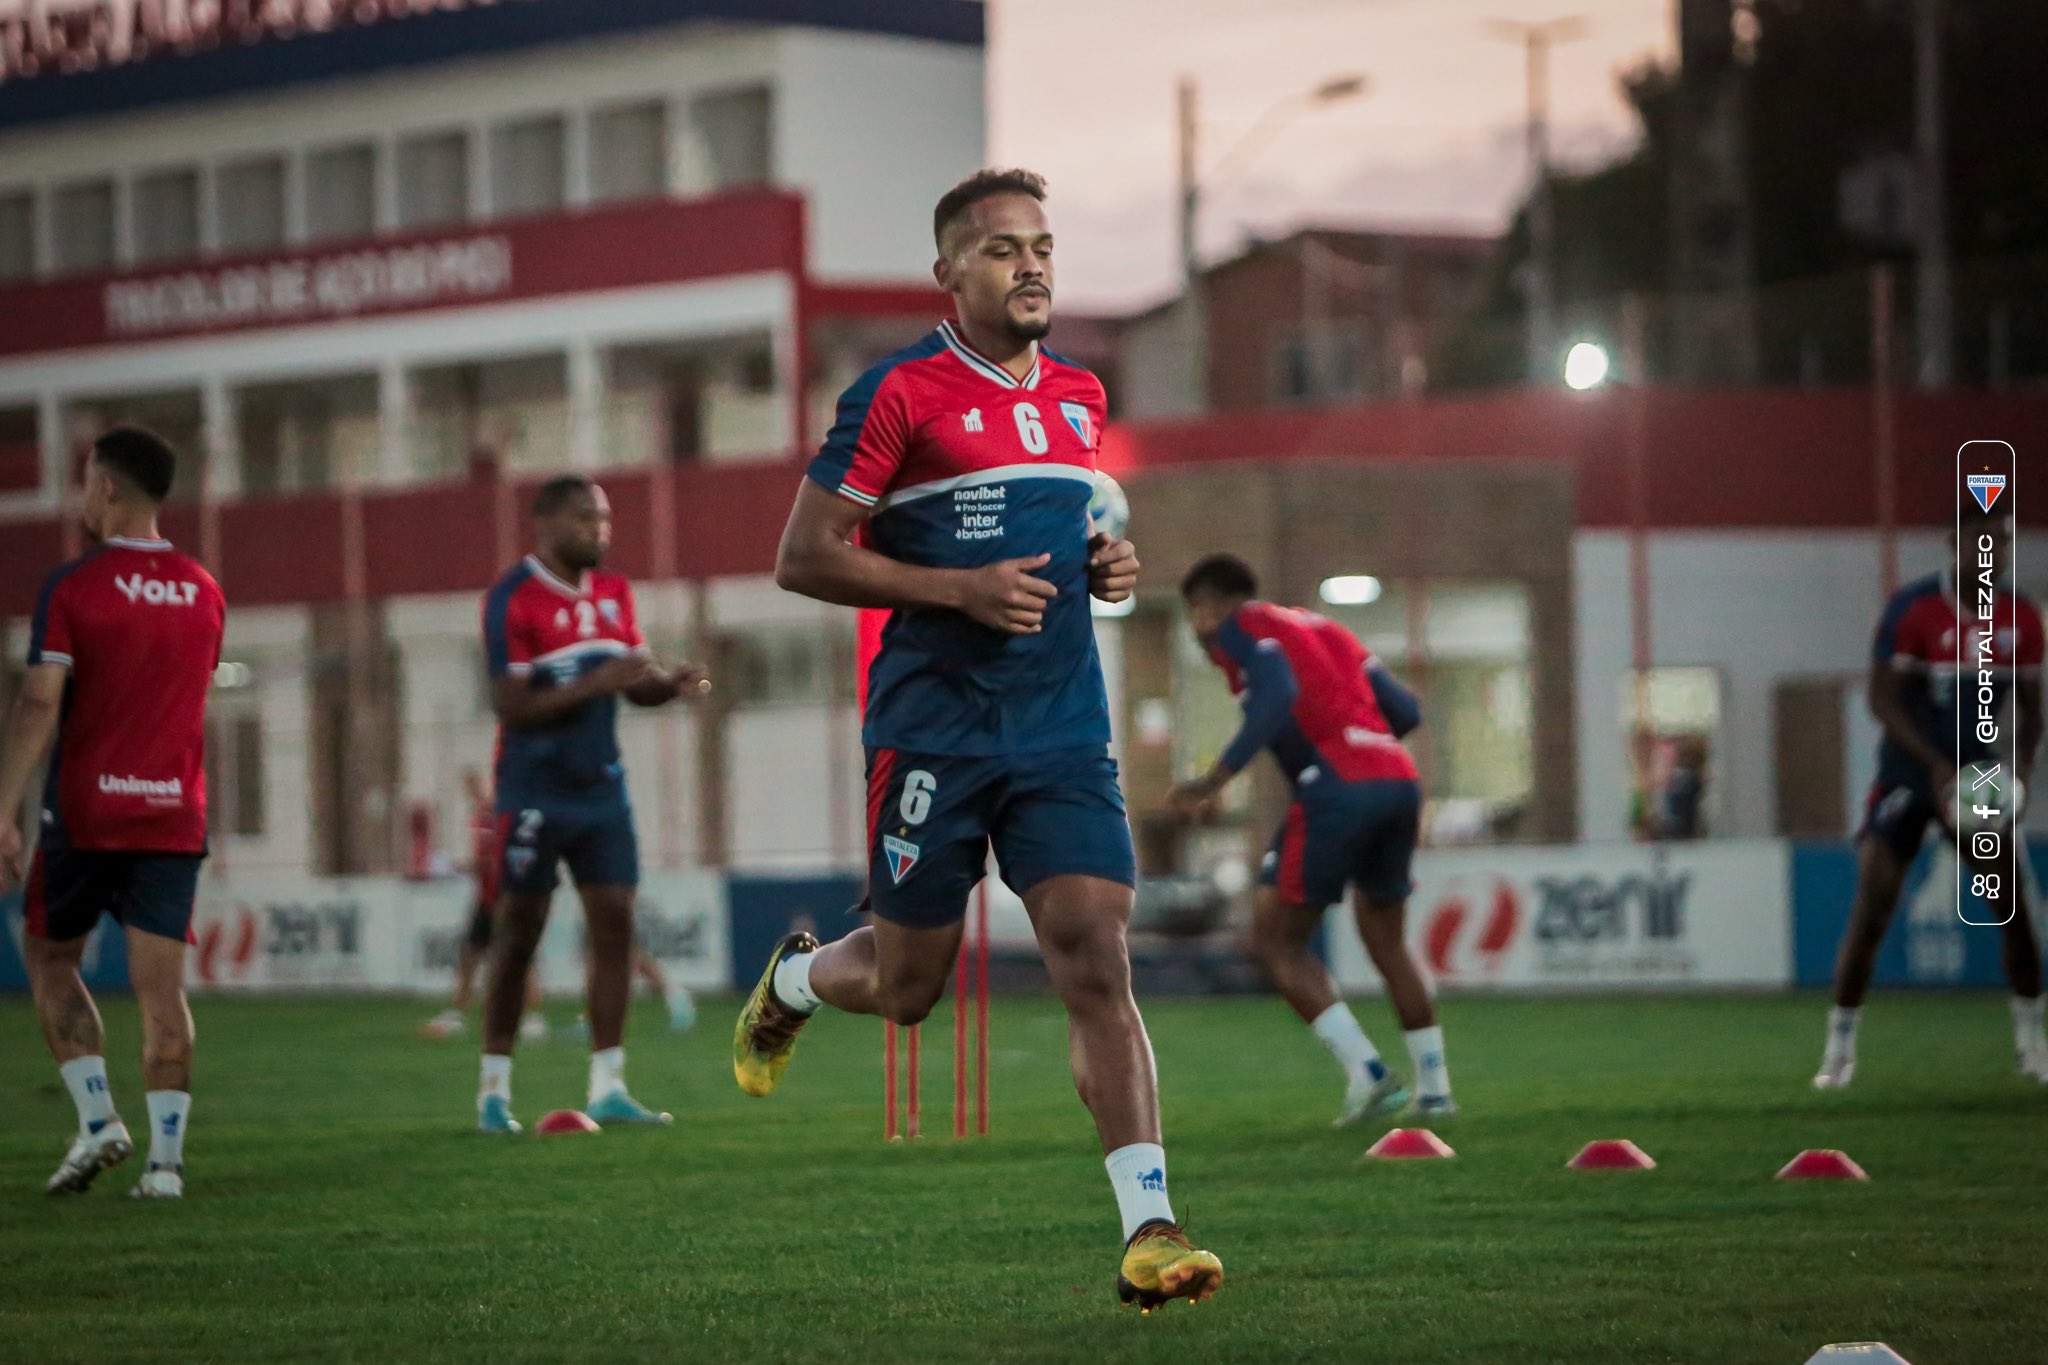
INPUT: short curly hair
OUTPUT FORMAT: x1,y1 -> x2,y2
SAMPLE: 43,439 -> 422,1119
933,168 -> 1047,253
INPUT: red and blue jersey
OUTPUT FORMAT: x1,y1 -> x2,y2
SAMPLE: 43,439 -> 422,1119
1872,570 -> 2042,786
482,555 -> 646,796
808,321 -> 1110,756
26,537 -> 225,853
1208,602 -> 1420,787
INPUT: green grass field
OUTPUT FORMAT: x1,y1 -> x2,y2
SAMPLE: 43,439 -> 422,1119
3,990 -> 2045,1364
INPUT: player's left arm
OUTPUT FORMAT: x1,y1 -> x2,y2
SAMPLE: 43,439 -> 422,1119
1168,621 -> 1298,817
613,584 -> 710,708
0,663 -> 66,890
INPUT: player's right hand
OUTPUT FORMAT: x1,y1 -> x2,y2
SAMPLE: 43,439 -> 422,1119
960,554 -> 1058,634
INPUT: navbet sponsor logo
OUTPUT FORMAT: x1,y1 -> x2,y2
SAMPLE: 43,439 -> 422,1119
99,773 -> 182,804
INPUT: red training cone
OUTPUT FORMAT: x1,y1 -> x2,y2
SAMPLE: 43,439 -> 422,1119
1366,1127 -> 1455,1159
1567,1139 -> 1656,1170
535,1108 -> 602,1135
1804,1345 -> 1912,1363
1776,1148 -> 1868,1181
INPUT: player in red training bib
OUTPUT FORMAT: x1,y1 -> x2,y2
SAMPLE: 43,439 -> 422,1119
1814,497 -> 2046,1088
730,169 -> 1221,1310
474,474 -> 707,1132
1170,554 -> 1457,1125
0,427 -> 225,1200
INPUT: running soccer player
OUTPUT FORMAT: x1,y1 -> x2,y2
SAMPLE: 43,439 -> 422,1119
732,168 -> 1223,1311
476,474 -> 707,1131
1815,499 -> 2046,1088
421,768 -> 546,1042
1168,554 -> 1456,1124
0,427 -> 225,1199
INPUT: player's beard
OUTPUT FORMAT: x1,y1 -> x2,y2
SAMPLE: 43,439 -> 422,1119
1005,309 -> 1052,343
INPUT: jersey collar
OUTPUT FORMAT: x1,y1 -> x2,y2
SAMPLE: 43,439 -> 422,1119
523,554 -> 588,598
105,535 -> 173,551
938,320 -> 1040,390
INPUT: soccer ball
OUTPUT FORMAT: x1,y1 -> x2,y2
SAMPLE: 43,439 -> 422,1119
1089,473 -> 1130,540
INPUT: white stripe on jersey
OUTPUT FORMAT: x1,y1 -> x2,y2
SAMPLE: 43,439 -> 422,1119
938,321 -> 1041,390
872,462 -> 1094,513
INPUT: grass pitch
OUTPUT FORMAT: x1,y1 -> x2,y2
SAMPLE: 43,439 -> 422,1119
3,990 -> 2045,1363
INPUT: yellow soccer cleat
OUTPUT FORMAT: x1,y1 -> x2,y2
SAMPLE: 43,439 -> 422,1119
733,931 -> 821,1097
1116,1220 -> 1224,1312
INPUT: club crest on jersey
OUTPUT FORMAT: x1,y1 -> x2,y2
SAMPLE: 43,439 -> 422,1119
1967,472 -> 2006,513
882,834 -> 920,884
1059,401 -> 1092,446
599,599 -> 621,624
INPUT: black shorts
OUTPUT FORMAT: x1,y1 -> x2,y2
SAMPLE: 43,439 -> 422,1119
24,844 -> 203,944
1858,778 -> 1949,864
1260,777 -> 1421,909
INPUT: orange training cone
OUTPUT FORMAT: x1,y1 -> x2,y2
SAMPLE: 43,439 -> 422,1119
1366,1127 -> 1455,1159
1776,1149 -> 1868,1180
1567,1139 -> 1656,1170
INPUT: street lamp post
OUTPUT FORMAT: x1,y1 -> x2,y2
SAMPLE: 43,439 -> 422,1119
1488,16 -> 1588,386
1175,73 -> 1367,413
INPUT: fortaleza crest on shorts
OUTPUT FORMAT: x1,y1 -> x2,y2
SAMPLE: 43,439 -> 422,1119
1060,401 -> 1092,446
1967,472 -> 2007,513
507,847 -> 537,878
882,834 -> 920,884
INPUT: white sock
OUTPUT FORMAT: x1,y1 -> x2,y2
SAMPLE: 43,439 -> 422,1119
588,1046 -> 626,1103
772,950 -> 822,1015
2012,996 -> 2044,1051
58,1056 -> 117,1135
1405,1025 -> 1452,1101
479,1053 -> 512,1109
1310,1003 -> 1388,1087
144,1091 -> 190,1170
1826,1006 -> 1861,1058
1104,1142 -> 1175,1243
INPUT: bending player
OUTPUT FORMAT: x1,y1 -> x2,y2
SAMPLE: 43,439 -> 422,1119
732,169 -> 1222,1310
1169,554 -> 1456,1123
0,428 -> 226,1198
422,767 -> 547,1041
476,474 -> 707,1131
1815,498 -> 2046,1087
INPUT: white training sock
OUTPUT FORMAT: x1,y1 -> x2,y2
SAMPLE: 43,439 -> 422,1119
1826,1005 -> 1861,1056
588,1046 -> 626,1103
772,950 -> 822,1015
1405,1025 -> 1452,1101
479,1053 -> 512,1109
58,1056 -> 117,1135
1104,1142 -> 1175,1243
1310,1002 -> 1388,1086
2012,996 -> 2044,1049
144,1091 -> 190,1170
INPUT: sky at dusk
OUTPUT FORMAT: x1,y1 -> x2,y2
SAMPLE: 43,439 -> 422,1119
987,0 -> 1676,310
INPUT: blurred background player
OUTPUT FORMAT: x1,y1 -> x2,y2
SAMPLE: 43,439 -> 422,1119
477,474 -> 707,1132
732,169 -> 1222,1310
421,768 -> 547,1042
0,428 -> 226,1200
1817,500 -> 2046,1088
1170,553 -> 1455,1123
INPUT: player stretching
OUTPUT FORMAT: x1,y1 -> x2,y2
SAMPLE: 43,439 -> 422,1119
1815,498 -> 2046,1087
1169,555 -> 1455,1124
0,428 -> 225,1198
732,169 -> 1222,1310
421,768 -> 547,1041
476,474 -> 706,1131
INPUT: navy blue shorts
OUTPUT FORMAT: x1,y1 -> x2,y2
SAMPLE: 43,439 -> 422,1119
496,784 -> 640,896
1858,777 -> 1949,864
1260,777 -> 1421,909
25,844 -> 203,944
864,744 -> 1136,929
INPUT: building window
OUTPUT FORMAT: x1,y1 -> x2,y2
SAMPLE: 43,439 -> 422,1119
0,405 -> 38,493
307,143 -> 376,244
718,624 -> 851,706
206,707 -> 267,838
0,190 -> 33,281
217,155 -> 286,254
52,179 -> 115,274
694,86 -> 773,190
490,115 -> 565,218
134,168 -> 201,265
591,100 -> 667,203
1269,321 -> 1375,405
397,130 -> 469,231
